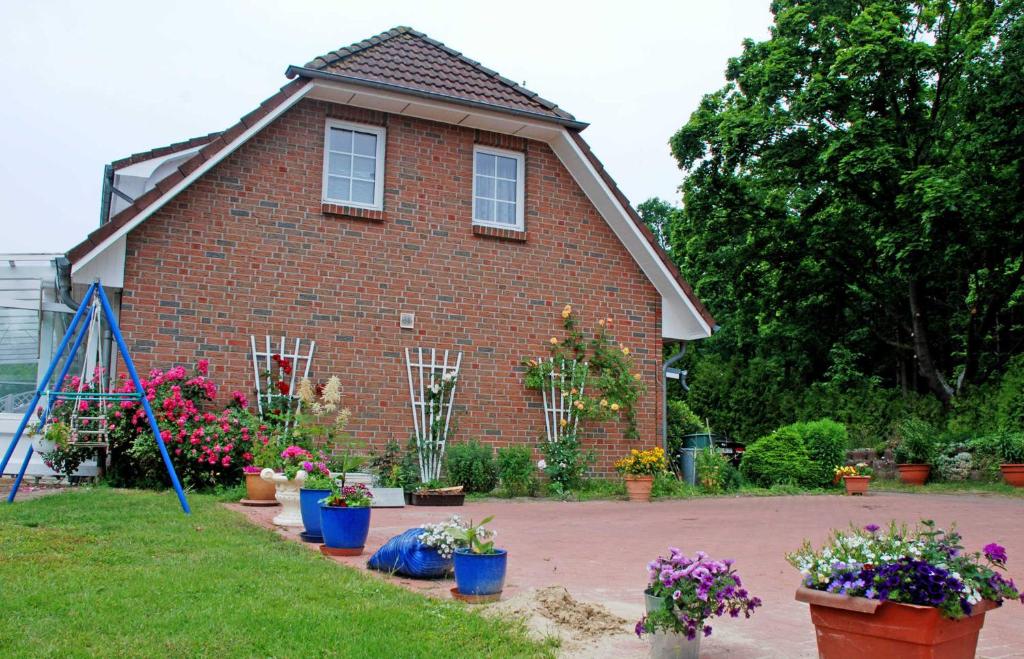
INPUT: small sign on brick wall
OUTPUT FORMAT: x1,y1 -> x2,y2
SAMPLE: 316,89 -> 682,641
400,312 -> 415,329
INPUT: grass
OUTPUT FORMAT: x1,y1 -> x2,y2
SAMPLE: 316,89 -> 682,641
872,479 -> 1024,497
0,487 -> 552,658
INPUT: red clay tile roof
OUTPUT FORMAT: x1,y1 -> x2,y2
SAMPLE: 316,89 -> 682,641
66,79 -> 308,263
110,131 -> 223,170
302,26 -> 577,122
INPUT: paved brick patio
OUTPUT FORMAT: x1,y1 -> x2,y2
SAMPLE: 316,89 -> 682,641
231,492 -> 1024,658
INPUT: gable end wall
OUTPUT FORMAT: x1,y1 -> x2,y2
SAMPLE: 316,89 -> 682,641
119,98 -> 663,473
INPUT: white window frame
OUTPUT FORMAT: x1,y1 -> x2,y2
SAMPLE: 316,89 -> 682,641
322,119 -> 386,211
472,145 -> 525,231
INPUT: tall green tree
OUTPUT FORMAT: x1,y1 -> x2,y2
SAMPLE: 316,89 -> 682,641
667,0 -> 1024,405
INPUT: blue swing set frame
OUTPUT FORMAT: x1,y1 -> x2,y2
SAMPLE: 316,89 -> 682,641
0,281 -> 190,513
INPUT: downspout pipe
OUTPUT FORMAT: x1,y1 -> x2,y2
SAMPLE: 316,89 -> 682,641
662,344 -> 687,452
54,256 -> 79,311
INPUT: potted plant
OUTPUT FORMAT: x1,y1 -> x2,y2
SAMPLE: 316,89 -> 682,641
29,419 -> 70,454
298,460 -> 333,543
450,516 -> 506,601
990,431 -> 1024,487
615,447 -> 669,502
260,445 -> 315,526
318,481 -> 373,556
242,439 -> 280,504
893,418 -> 935,485
834,463 -> 872,495
636,549 -> 762,659
788,521 -> 1022,658
412,481 -> 466,506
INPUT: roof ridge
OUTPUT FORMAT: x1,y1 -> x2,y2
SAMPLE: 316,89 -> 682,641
304,26 -> 575,121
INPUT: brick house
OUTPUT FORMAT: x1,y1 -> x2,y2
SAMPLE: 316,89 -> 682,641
66,27 -> 714,472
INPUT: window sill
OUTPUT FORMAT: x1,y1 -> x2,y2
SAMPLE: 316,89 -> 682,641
321,203 -> 385,222
472,224 -> 527,242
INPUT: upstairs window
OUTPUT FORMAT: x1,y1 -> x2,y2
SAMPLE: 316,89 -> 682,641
322,120 -> 386,210
473,146 -> 524,230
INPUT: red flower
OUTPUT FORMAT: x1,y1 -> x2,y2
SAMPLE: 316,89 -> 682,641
276,380 -> 290,396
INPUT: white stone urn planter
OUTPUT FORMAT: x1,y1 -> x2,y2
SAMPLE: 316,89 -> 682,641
261,468 -> 307,527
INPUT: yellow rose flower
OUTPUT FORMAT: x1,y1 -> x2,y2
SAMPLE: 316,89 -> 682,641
633,373 -> 641,380
570,387 -> 578,395
611,403 -> 620,412
550,337 -> 558,345
622,347 -> 630,356
600,399 -> 608,407
560,418 -> 568,427
598,319 -> 606,327
575,401 -> 585,410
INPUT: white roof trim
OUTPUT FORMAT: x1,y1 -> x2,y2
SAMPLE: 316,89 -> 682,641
115,146 -> 204,178
549,133 -> 712,340
71,82 -> 314,275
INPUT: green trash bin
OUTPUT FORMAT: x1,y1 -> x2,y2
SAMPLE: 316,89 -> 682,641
679,433 -> 714,485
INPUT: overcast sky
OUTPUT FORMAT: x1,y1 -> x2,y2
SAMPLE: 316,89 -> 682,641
0,0 -> 773,253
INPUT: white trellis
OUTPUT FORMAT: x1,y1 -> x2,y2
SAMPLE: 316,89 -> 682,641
538,357 -> 588,443
405,347 -> 462,483
249,335 -> 316,430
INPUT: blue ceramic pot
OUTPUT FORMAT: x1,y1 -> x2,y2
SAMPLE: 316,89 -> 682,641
299,488 -> 332,542
453,548 -> 508,596
319,504 -> 372,550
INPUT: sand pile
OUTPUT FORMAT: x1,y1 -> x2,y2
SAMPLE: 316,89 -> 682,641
485,585 -> 633,655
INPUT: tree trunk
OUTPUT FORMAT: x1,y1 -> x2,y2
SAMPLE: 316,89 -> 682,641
908,278 -> 953,404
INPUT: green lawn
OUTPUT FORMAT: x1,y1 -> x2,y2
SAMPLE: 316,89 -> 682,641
0,488 -> 551,658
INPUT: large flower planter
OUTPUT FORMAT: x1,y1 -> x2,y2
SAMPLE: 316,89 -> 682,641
842,475 -> 870,496
795,586 -> 998,659
644,592 -> 701,659
1000,464 -> 1024,488
624,475 -> 654,502
319,505 -> 372,556
244,472 -> 277,502
897,464 -> 931,486
260,468 -> 306,526
453,548 -> 507,597
299,487 -> 332,542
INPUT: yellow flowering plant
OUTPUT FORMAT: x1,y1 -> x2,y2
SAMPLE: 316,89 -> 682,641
522,304 -> 646,439
614,447 -> 669,476
832,463 -> 873,484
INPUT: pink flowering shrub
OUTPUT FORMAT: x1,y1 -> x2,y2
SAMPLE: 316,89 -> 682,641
105,361 -> 269,489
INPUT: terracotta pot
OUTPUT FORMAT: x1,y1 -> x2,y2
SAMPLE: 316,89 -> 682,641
897,464 -> 931,486
1000,464 -> 1024,488
624,475 -> 654,502
795,586 -> 997,659
244,472 -> 277,501
843,475 -> 870,496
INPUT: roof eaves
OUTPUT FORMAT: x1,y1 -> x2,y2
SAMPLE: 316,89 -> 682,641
565,130 -> 717,330
286,66 -> 589,130
110,131 -> 223,170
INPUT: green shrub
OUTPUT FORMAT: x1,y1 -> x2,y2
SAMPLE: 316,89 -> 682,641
739,426 -> 812,487
795,419 -> 849,487
667,398 -> 704,455
971,431 -> 1024,465
444,440 -> 498,493
695,446 -> 732,493
893,418 -> 938,465
994,356 -> 1024,432
651,471 -> 699,498
496,445 -> 538,497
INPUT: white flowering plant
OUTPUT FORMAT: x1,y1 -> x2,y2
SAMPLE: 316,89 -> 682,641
419,515 -> 469,559
293,376 -> 361,486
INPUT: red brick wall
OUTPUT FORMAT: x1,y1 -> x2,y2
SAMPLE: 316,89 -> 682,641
119,99 -> 663,474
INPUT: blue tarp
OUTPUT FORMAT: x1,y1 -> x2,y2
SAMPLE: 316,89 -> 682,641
367,527 -> 452,578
